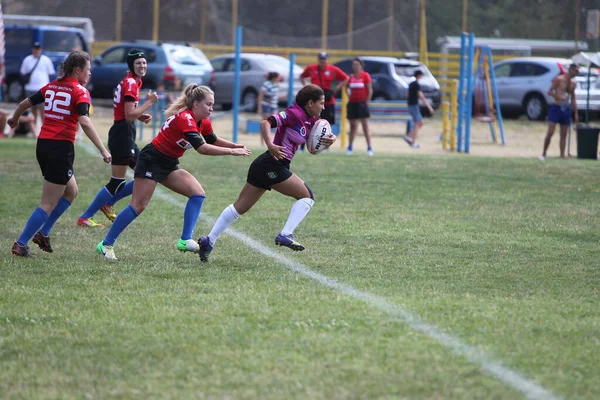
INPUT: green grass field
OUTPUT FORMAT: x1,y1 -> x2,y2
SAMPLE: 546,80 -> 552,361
1,138 -> 599,399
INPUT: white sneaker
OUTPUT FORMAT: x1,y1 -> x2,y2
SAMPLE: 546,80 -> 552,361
346,149 -> 353,155
96,241 -> 117,261
538,155 -> 546,161
411,143 -> 421,149
177,238 -> 200,253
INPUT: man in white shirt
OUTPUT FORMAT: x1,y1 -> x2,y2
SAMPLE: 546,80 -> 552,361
19,42 -> 56,126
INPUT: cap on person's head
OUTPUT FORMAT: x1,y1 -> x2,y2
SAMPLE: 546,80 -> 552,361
414,69 -> 424,77
127,49 -> 146,73
318,52 -> 328,60
32,42 -> 42,49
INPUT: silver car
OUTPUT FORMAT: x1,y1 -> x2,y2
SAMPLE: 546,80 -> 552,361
493,57 -> 571,120
210,53 -> 303,111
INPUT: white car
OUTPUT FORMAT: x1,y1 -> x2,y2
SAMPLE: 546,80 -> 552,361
210,53 -> 303,111
493,57 -> 571,120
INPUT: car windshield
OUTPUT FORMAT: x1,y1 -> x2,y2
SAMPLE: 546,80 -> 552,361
167,45 -> 209,66
42,31 -> 85,52
394,63 -> 432,81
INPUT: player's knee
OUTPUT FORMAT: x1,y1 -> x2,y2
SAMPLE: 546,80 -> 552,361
105,177 -> 126,196
131,201 -> 147,215
304,183 -> 314,200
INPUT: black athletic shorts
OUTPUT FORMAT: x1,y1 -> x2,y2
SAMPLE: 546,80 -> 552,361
246,151 -> 292,190
108,119 -> 139,167
320,104 -> 336,126
347,101 -> 370,120
36,139 -> 75,185
134,143 -> 179,183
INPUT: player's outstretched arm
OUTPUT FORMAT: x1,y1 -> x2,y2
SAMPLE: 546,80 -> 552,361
7,98 -> 34,129
196,143 -> 251,157
79,116 -> 112,163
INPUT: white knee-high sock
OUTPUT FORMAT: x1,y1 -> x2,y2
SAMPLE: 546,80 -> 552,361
208,204 -> 240,246
281,198 -> 314,236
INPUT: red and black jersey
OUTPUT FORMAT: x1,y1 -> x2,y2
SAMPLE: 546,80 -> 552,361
37,77 -> 91,143
151,110 -> 214,159
300,64 -> 348,105
113,72 -> 142,121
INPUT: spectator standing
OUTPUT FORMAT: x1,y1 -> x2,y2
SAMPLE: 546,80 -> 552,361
300,52 -> 348,150
20,42 -> 56,128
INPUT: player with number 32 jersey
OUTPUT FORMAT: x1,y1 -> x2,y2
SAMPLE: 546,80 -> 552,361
37,77 -> 92,142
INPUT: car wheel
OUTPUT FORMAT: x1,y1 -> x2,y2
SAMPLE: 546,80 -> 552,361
6,77 -> 24,102
241,89 -> 258,112
524,94 -> 547,121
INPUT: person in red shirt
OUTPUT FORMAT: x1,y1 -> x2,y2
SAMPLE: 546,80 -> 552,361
96,84 -> 251,261
346,58 -> 373,156
78,49 -> 158,228
300,51 -> 349,132
9,51 -> 111,257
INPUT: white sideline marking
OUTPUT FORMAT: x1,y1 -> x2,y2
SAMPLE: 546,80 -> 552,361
82,144 -> 561,400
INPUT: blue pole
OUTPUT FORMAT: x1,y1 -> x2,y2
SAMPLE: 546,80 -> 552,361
464,33 -> 475,154
486,46 -> 505,145
151,101 -> 158,138
232,25 -> 243,143
288,53 -> 296,107
456,33 -> 467,152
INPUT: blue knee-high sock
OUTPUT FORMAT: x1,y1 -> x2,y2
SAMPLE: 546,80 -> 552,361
81,187 -> 112,219
103,204 -> 139,247
17,208 -> 49,245
108,180 -> 134,206
40,198 -> 71,236
181,195 -> 205,240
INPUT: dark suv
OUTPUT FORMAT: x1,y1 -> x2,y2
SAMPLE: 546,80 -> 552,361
334,56 -> 441,112
89,41 -> 214,98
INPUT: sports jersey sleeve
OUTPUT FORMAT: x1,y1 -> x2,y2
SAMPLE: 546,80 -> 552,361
273,108 -> 299,129
199,118 -> 217,144
74,86 -> 91,106
333,66 -> 349,81
300,65 -> 313,79
28,91 -> 44,106
364,72 -> 372,83
122,78 -> 140,102
184,132 -> 206,149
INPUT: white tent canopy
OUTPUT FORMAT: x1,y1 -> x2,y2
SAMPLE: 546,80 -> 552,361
572,52 -> 600,68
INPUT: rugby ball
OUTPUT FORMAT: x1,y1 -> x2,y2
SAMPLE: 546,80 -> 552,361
306,119 -> 332,155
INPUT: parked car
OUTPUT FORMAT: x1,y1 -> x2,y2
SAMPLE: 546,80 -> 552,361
492,57 -> 573,120
3,24 -> 90,101
333,56 -> 442,113
575,67 -> 600,119
89,41 -> 214,99
209,53 -> 303,111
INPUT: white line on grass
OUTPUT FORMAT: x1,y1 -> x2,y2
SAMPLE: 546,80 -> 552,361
81,144 -> 561,400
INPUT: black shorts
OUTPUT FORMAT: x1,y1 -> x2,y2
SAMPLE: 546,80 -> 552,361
246,151 -> 292,190
347,101 -> 370,120
320,104 -> 336,126
108,119 -> 139,167
134,143 -> 179,183
36,139 -> 75,185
